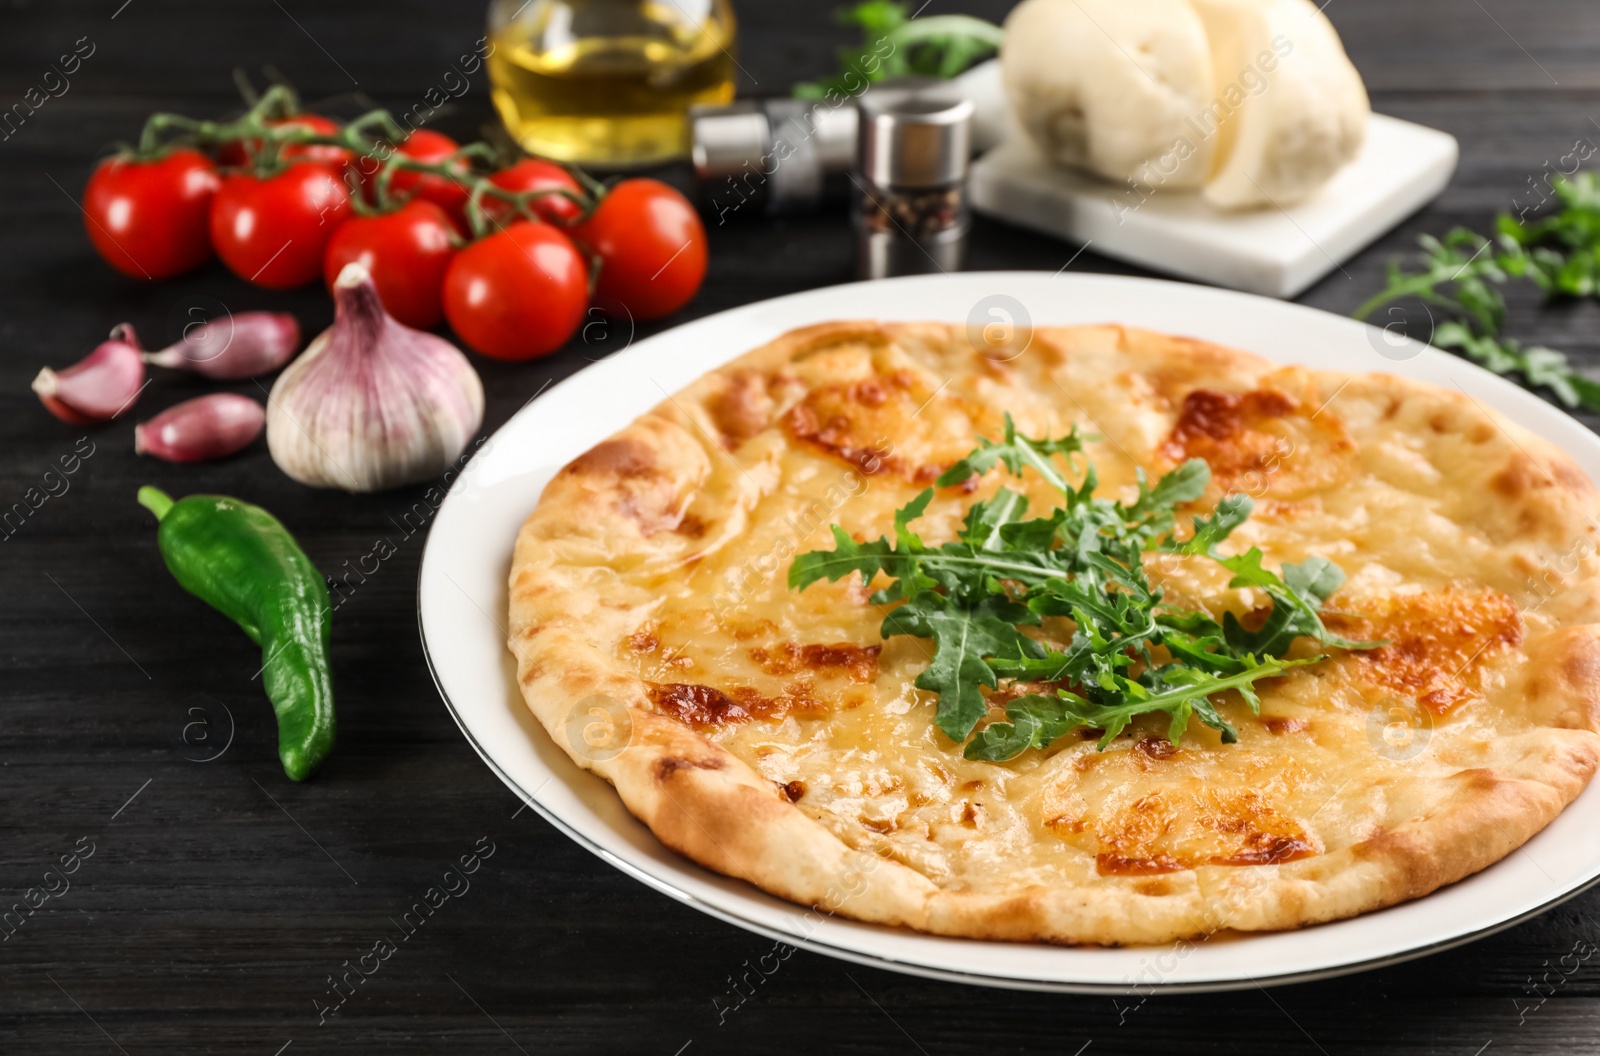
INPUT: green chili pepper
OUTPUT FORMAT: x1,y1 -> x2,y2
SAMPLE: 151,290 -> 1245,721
137,486 -> 335,780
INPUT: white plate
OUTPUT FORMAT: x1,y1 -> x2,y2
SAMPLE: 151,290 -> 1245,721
419,272 -> 1600,993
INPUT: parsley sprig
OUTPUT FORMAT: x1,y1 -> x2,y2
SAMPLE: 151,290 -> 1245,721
789,417 -> 1379,761
1354,173 -> 1600,412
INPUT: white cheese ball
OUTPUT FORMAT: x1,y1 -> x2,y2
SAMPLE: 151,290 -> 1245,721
1001,0 -> 1217,190
1192,0 -> 1370,210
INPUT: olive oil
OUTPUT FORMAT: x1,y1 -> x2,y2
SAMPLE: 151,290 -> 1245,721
487,0 -> 737,168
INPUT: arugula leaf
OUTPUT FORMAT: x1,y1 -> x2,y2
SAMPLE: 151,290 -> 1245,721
1431,322 -> 1600,410
1161,492 -> 1254,555
1138,458 -> 1210,511
1216,551 -> 1382,655
790,422 -> 1380,760
965,655 -> 1323,760
959,487 -> 1028,552
790,525 -> 887,588
883,592 -> 1044,740
1284,555 -> 1347,604
935,413 -> 1085,492
788,489 -> 934,602
963,692 -> 1086,761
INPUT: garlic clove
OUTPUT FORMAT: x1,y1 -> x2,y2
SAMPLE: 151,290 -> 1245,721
143,311 -> 302,379
134,393 -> 266,463
33,323 -> 148,424
265,262 -> 485,493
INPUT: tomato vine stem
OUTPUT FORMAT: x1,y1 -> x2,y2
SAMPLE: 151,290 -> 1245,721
126,84 -> 604,232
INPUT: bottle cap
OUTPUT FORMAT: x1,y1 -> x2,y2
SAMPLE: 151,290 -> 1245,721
856,80 -> 973,189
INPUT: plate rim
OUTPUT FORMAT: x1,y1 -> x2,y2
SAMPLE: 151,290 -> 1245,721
417,269 -> 1600,993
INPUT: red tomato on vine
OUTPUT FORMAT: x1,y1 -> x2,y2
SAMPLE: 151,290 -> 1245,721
217,114 -> 354,177
571,179 -> 706,321
210,162 -> 351,289
484,158 -> 584,226
84,148 -> 220,280
388,130 -> 471,229
442,221 -> 588,360
323,200 -> 457,329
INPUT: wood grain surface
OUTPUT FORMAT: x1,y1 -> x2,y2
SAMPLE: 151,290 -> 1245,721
3,1 -> 1600,1053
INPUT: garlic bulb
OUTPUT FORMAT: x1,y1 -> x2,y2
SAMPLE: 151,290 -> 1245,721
266,263 -> 484,492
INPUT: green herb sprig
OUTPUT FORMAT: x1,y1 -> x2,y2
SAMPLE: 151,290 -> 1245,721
789,417 -> 1379,761
792,1 -> 1003,100
1354,173 -> 1600,412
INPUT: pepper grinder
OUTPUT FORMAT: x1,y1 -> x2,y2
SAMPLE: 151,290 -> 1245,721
689,97 -> 858,222
854,82 -> 973,279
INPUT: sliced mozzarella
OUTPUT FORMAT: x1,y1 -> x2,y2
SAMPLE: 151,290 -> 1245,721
1191,0 -> 1371,210
1001,0 -> 1216,190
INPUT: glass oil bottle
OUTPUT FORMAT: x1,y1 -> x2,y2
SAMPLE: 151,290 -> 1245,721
486,0 -> 738,168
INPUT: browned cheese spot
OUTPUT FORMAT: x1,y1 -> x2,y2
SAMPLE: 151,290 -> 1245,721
1159,386 -> 1352,501
1092,787 -> 1319,876
748,642 -> 882,682
648,683 -> 778,730
782,371 -> 988,484
647,681 -> 830,731
1134,736 -> 1178,761
654,755 -> 725,782
560,436 -> 687,536
1324,588 -> 1523,714
564,437 -> 656,479
1044,746 -> 1320,876
707,369 -> 775,447
675,512 -> 708,539
1490,452 -> 1595,502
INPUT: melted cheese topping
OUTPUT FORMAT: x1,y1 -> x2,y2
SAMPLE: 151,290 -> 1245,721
583,325 -> 1600,895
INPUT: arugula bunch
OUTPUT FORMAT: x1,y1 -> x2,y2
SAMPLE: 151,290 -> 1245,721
792,1 -> 1004,100
1354,173 -> 1600,412
789,417 -> 1378,761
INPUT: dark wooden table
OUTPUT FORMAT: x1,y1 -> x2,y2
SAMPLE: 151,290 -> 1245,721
5,1 -> 1600,1052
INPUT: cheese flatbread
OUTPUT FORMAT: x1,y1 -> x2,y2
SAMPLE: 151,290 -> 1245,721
507,322 -> 1600,945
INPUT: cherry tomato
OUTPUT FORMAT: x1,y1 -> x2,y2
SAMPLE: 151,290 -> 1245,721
388,130 -> 471,228
83,148 -> 220,280
484,158 -> 584,226
323,200 -> 457,330
217,114 -> 354,177
210,162 -> 352,289
442,221 -> 588,360
570,178 -> 706,321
